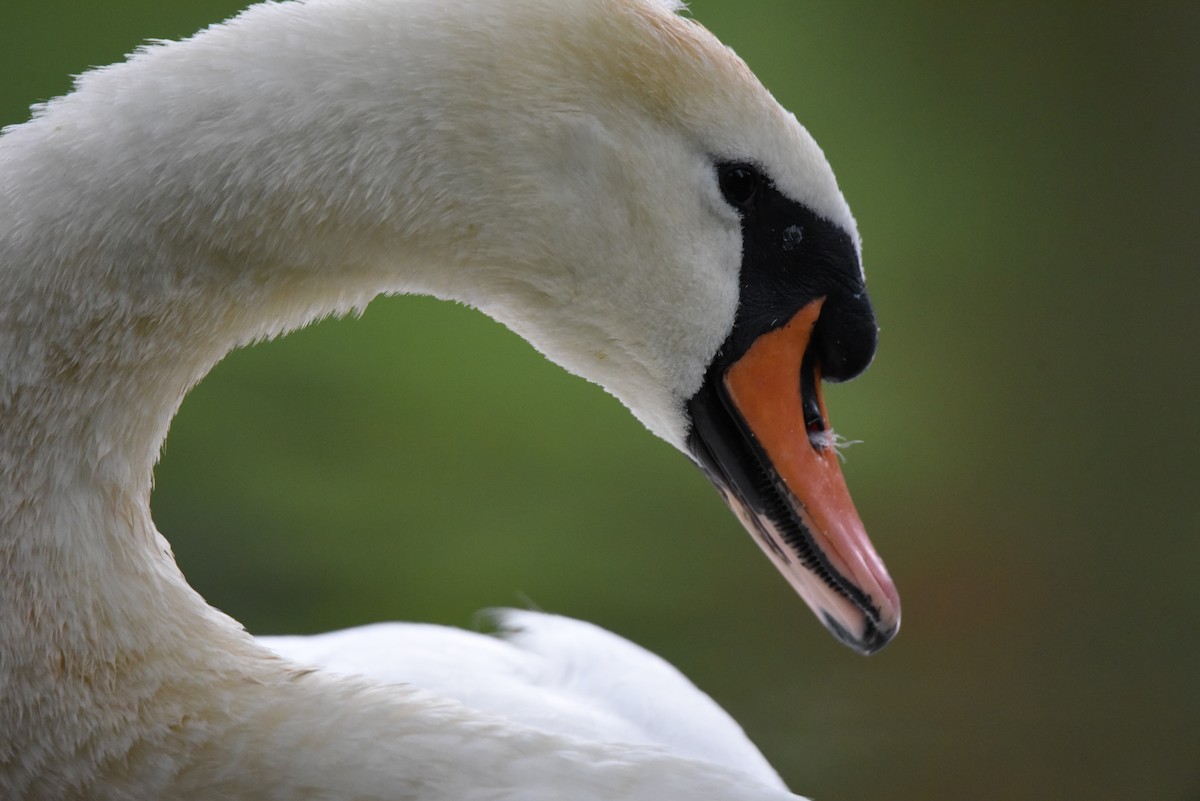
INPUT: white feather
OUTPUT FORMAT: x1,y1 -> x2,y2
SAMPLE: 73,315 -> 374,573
261,610 -> 785,790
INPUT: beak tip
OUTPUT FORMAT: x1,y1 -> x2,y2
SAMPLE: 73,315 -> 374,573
822,611 -> 900,656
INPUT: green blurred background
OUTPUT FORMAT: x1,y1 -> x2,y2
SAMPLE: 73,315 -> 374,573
3,2 -> 1197,799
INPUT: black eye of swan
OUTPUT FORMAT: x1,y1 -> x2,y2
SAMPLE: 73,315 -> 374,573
717,163 -> 761,211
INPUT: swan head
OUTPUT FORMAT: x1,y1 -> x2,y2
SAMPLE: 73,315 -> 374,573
420,0 -> 900,652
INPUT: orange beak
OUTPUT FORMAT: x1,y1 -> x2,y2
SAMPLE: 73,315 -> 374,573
688,298 -> 899,654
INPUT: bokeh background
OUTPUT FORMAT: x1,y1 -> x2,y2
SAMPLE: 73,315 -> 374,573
3,2 -> 1197,799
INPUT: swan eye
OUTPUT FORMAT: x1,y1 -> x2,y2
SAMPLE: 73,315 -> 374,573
717,163 -> 761,211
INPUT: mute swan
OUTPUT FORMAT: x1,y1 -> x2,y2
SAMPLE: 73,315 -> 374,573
0,0 -> 898,798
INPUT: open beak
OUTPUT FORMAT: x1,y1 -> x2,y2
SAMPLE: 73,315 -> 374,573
688,298 -> 900,654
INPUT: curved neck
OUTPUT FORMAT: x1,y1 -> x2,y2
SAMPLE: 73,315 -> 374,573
0,104 -> 623,799
0,2 -> 630,792
0,0 -> 613,684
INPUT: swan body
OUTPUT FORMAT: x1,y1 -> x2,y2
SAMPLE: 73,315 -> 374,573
261,610 -> 785,790
0,0 -> 896,797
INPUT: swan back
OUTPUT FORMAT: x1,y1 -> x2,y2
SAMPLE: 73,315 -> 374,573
261,610 -> 785,789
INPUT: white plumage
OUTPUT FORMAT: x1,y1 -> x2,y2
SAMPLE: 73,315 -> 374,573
0,0 -> 869,798
262,610 -> 784,789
